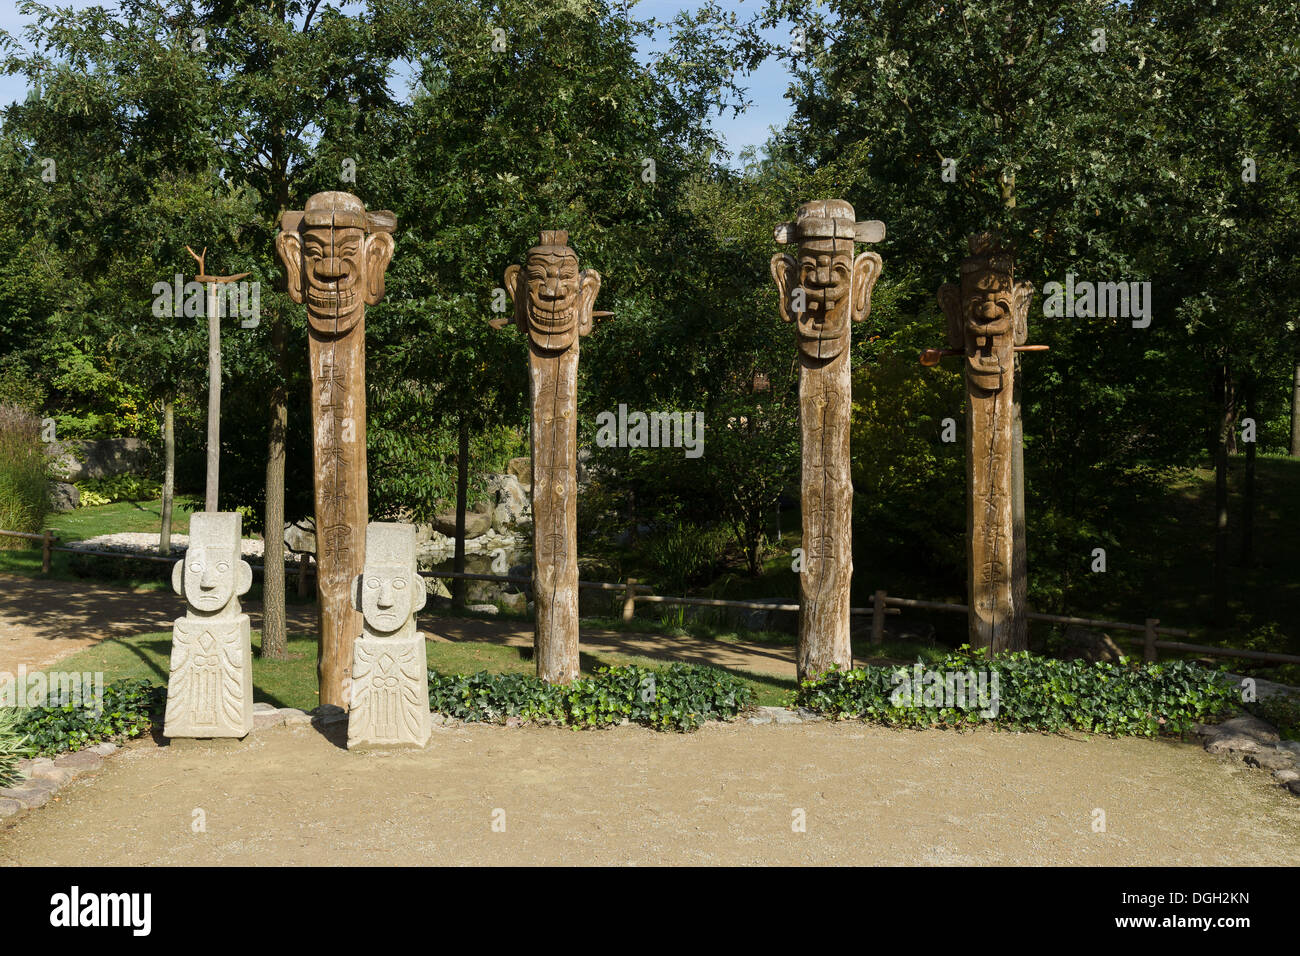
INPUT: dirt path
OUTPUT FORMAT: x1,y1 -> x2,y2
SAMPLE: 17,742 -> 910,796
0,573 -> 795,678
2,719 -> 1297,865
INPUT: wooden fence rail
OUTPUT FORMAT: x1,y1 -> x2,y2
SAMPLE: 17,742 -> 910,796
5,528 -> 1299,666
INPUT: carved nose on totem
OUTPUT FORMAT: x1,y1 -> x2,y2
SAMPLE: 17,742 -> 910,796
200,565 -> 218,589
317,257 -> 344,278
377,580 -> 394,607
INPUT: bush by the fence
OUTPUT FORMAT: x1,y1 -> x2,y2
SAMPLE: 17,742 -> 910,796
795,650 -> 1239,736
428,662 -> 755,732
13,678 -> 165,756
0,706 -> 29,788
0,403 -> 50,542
75,474 -> 162,506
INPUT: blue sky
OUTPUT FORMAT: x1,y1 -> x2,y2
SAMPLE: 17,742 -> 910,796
0,0 -> 795,166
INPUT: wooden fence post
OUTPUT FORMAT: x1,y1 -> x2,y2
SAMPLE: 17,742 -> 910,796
1144,618 -> 1159,663
871,589 -> 887,645
297,552 -> 311,599
41,530 -> 54,574
622,577 -> 638,622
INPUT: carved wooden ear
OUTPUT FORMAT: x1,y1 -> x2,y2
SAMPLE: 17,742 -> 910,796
275,231 -> 304,305
412,575 -> 427,613
770,253 -> 797,323
503,264 -> 527,333
577,269 -> 602,337
236,560 -> 253,598
937,282 -> 964,349
850,251 -> 884,322
351,574 -> 364,612
363,232 -> 395,305
1012,280 -> 1034,346
171,559 -> 184,597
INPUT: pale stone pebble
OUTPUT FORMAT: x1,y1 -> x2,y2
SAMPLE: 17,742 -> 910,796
253,711 -> 286,731
89,742 -> 119,756
0,797 -> 23,818
252,702 -> 279,714
1273,769 -> 1300,784
54,751 -> 103,772
279,708 -> 313,725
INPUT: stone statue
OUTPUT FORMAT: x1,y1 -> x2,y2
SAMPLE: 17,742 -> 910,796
937,231 -> 1035,652
347,522 -> 430,749
164,512 -> 255,738
275,191 -> 396,709
495,230 -> 602,683
771,200 -> 884,681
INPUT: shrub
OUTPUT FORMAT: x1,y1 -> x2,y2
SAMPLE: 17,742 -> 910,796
75,473 -> 162,506
643,520 -> 730,594
428,662 -> 755,732
795,649 -> 1239,737
15,678 -> 165,756
1250,692 -> 1300,742
0,402 -> 50,541
0,706 -> 30,788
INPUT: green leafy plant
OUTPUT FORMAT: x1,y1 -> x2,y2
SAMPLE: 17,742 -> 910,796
1250,693 -> 1300,742
428,663 -> 755,733
0,402 -> 50,541
795,649 -> 1239,737
16,678 -> 165,756
75,474 -> 162,507
0,706 -> 31,788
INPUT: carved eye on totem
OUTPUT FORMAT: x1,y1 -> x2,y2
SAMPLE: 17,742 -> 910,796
393,577 -> 407,590
217,562 -> 230,574
190,561 -> 202,574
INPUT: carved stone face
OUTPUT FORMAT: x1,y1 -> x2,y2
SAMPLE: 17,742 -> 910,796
359,564 -> 417,634
501,232 -> 601,353
276,192 -> 396,337
770,201 -> 883,362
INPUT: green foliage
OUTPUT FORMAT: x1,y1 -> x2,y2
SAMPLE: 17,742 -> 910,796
427,662 -> 755,732
75,474 -> 162,507
643,519 -> 731,594
0,706 -> 31,788
0,402 -> 50,538
14,678 -> 165,756
1250,693 -> 1300,742
796,650 -> 1239,737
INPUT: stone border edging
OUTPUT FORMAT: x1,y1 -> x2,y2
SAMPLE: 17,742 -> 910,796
1193,714 -> 1300,797
1,742 -> 119,820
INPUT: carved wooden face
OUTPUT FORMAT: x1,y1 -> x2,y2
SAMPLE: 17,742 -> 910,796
939,264 -> 1033,393
357,563 -> 426,634
276,221 -> 395,336
503,247 -> 601,353
175,545 -> 252,614
771,237 -> 882,361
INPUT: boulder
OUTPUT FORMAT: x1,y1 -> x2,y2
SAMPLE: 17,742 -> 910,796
507,457 -> 532,488
432,509 -> 491,538
487,474 -> 531,529
284,520 -> 316,554
48,481 -> 79,512
1062,625 -> 1125,663
46,437 -> 150,482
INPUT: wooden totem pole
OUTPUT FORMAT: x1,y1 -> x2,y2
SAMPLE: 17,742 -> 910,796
771,200 -> 884,681
495,231 -> 602,684
275,192 -> 396,708
927,232 -> 1038,653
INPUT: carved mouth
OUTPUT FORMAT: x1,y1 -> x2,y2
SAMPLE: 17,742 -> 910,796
528,295 -> 578,330
308,287 -> 358,313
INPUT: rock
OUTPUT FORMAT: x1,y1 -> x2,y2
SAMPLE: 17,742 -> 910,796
0,780 -> 57,808
253,710 -> 286,731
498,591 -> 527,614
1276,740 -> 1300,759
1245,751 -> 1294,771
53,751 -> 103,773
0,798 -> 23,818
796,708 -> 824,722
1205,735 -> 1261,755
284,520 -> 316,553
279,708 -> 313,725
46,437 -> 150,482
753,706 -> 801,725
252,702 -> 278,714
507,457 -> 532,488
88,742 -> 118,756
312,704 -> 345,717
505,716 -> 523,728
1288,779 -> 1300,797
1273,768 -> 1300,784
48,481 -> 80,512
467,603 -> 499,615
1214,715 -> 1280,744
28,766 -> 75,785
432,509 -> 492,539
486,474 -> 531,529
1063,625 -> 1126,663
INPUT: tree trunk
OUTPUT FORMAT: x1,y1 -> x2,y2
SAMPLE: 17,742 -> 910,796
1291,361 -> 1300,457
159,399 -> 175,556
1010,360 -> 1028,652
205,282 -> 220,512
1212,364 -> 1233,624
262,315 -> 289,661
1240,375 -> 1257,567
453,418 -> 468,609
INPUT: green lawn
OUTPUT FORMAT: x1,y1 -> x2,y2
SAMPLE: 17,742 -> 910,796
42,631 -> 800,709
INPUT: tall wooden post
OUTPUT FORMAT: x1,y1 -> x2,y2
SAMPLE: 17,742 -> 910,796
933,232 -> 1036,654
495,231 -> 603,684
275,192 -> 396,708
770,200 -> 884,681
185,246 -> 250,514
